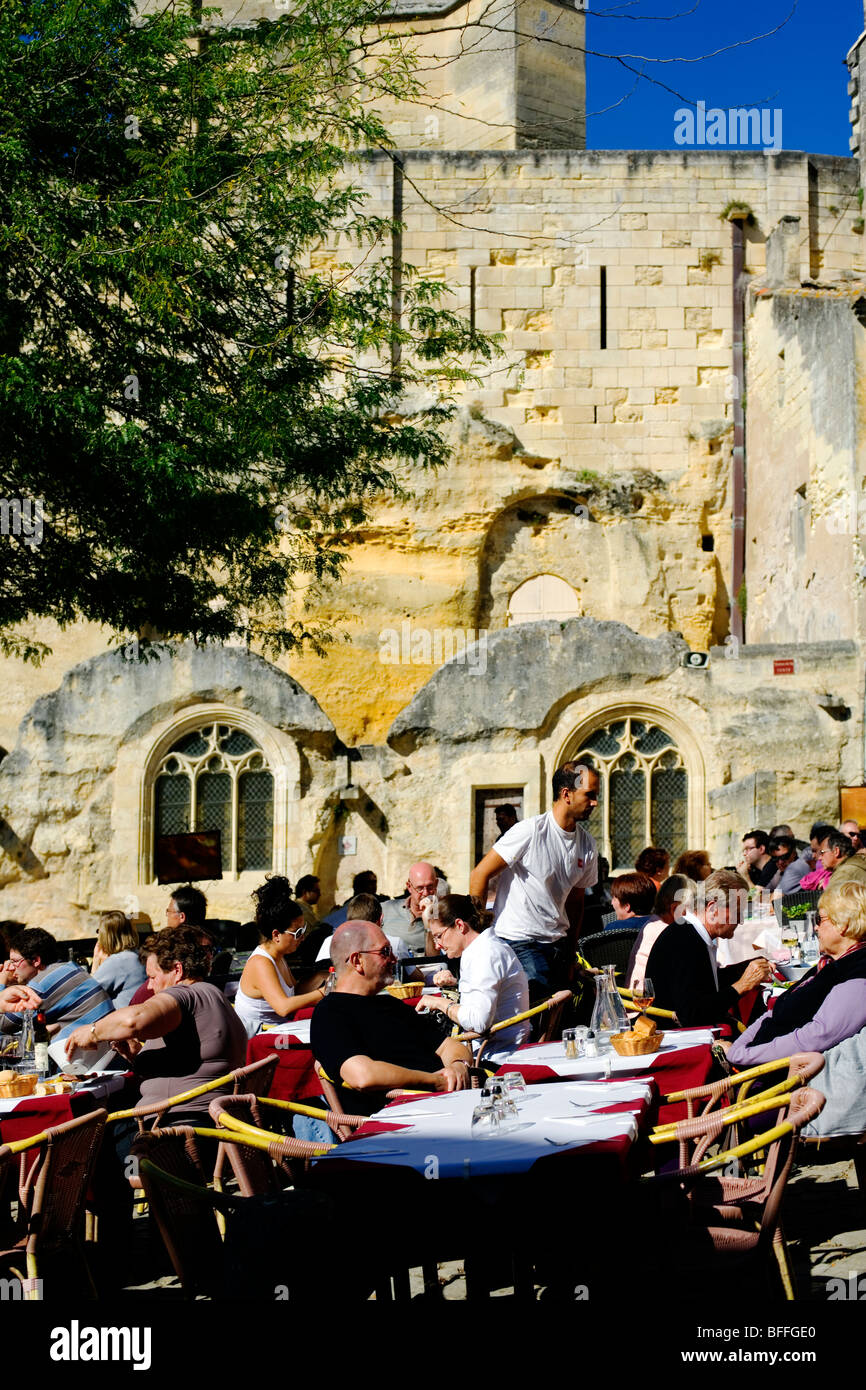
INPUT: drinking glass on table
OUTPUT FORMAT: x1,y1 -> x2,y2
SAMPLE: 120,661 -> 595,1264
497,1070 -> 527,1099
563,1027 -> 579,1059
631,977 -> 655,1018
471,1092 -> 499,1139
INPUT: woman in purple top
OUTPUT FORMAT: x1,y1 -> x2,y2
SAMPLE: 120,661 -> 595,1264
727,883 -> 866,1067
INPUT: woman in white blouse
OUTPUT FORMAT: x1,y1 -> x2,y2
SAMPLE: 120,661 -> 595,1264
425,894 -> 530,1061
234,877 -> 328,1038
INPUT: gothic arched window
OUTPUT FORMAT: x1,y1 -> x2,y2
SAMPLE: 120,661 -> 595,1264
153,722 -> 273,875
575,717 -> 687,872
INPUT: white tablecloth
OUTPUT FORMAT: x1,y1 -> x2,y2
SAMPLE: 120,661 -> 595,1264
492,1027 -> 715,1078
0,1071 -> 128,1116
313,1080 -> 648,1177
260,1019 -> 312,1045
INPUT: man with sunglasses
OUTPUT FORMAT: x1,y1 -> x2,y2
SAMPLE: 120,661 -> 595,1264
310,920 -> 472,1114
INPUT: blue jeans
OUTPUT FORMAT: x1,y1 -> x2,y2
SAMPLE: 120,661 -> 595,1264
508,940 -> 568,1006
293,1114 -> 336,1146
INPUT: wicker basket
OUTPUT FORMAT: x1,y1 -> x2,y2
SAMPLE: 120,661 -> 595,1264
0,1073 -> 39,1099
609,1031 -> 664,1057
385,982 -> 425,1000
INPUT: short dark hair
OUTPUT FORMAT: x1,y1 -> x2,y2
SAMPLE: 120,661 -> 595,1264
610,872 -> 657,916
552,762 -> 594,801
769,835 -> 796,855
635,847 -> 669,878
9,927 -> 58,968
823,830 -> 854,859
352,870 -> 377,895
170,884 -> 207,927
140,926 -> 211,980
769,824 -> 794,840
810,822 -> 836,843
673,850 -> 712,882
495,804 -> 517,819
743,830 -> 769,850
294,874 -> 319,897
345,893 -> 382,924
252,876 -> 305,939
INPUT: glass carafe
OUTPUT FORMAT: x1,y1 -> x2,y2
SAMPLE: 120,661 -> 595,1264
590,965 -> 631,1041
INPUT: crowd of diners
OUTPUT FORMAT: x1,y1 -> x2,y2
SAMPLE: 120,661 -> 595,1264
1,770 -> 864,1262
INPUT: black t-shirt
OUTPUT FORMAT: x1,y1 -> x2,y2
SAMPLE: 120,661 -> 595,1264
748,857 -> 777,888
311,991 -> 446,1114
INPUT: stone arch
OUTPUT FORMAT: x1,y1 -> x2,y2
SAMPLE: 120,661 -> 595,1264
134,703 -> 302,884
556,702 -> 706,867
507,573 -> 581,624
475,491 -> 595,631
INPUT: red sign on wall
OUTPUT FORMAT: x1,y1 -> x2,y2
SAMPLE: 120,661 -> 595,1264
773,659 -> 795,675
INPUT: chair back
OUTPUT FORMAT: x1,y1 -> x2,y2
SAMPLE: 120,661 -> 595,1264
755,1085 -> 825,1247
131,1127 -> 225,1297
208,1095 -> 283,1196
773,888 -> 821,929
22,1109 -> 107,1261
231,1052 -> 279,1096
578,928 -> 639,977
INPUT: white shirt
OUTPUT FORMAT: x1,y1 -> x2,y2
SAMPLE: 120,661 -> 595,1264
234,946 -> 295,1039
492,811 -> 597,945
455,931 -> 530,1061
685,912 -> 719,987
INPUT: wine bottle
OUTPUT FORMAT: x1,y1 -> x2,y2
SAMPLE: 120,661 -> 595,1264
34,1011 -> 50,1078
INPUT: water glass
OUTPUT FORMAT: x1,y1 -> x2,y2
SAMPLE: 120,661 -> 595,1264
470,1093 -> 499,1139
497,1070 -> 527,1098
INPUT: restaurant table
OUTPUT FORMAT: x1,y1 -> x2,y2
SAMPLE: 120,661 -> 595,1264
307,1079 -> 653,1295
492,1029 -> 717,1125
0,1073 -> 129,1146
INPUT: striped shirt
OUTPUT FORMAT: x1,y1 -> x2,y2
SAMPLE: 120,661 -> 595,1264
30,962 -> 115,1041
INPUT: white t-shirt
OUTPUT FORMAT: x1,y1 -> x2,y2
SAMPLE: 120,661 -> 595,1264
455,931 -> 530,1061
492,811 -> 597,945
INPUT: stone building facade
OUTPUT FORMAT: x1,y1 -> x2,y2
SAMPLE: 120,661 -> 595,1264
4,2 -> 866,932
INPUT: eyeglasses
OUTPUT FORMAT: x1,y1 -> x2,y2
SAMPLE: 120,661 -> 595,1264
355,947 -> 395,960
432,926 -> 453,946
283,926 -> 307,940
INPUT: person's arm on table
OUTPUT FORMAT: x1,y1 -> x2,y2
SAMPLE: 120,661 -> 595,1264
339,1051 -> 471,1093
64,992 -> 182,1056
242,954 -> 327,1017
727,979 -> 866,1066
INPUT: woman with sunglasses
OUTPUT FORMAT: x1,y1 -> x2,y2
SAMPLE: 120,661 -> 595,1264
234,876 -> 329,1038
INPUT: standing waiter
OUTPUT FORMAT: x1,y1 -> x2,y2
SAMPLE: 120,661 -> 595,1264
469,762 -> 599,1003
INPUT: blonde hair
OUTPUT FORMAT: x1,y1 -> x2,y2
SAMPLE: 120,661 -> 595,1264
818,883 -> 866,942
97,911 -> 139,958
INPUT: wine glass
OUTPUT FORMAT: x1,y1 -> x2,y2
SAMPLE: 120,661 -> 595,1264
631,977 -> 654,1018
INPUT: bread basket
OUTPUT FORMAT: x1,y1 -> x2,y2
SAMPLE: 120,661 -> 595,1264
0,1072 -> 39,1099
385,982 -> 425,1000
609,1031 -> 664,1057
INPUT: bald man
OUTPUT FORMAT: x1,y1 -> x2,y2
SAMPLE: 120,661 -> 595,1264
310,920 -> 472,1114
380,861 -> 440,955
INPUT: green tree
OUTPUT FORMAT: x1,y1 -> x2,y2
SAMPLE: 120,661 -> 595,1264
0,0 -> 492,661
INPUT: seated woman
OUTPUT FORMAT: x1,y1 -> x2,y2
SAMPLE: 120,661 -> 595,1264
91,910 -> 146,1007
66,925 -> 248,1119
726,882 -> 866,1067
233,876 -> 328,1038
424,894 -> 530,1062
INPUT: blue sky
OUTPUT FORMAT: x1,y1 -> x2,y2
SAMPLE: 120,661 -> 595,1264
585,0 -> 862,155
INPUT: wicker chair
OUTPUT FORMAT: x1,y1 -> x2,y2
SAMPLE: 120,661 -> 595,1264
577,927 -> 640,978
208,1095 -> 340,1194
0,1108 -> 107,1298
457,989 -> 573,1069
644,1085 -> 826,1299
651,1051 -> 826,1169
109,1052 -> 279,1134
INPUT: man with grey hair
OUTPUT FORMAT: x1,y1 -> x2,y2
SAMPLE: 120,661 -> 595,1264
310,920 -> 472,1114
645,869 -> 773,1028
469,762 -> 599,1002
